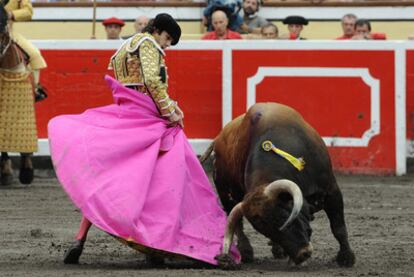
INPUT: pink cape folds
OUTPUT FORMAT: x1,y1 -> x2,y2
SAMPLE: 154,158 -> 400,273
48,75 -> 240,265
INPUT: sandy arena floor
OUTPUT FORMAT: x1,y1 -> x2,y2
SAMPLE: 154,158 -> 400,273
1,171 -> 413,277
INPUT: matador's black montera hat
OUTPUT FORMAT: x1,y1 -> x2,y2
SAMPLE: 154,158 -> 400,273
282,15 -> 309,26
153,13 -> 182,46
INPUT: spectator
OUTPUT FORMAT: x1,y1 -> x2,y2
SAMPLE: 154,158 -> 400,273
102,17 -> 124,40
238,0 -> 268,34
203,0 -> 243,31
409,35 -> 414,40
202,9 -> 242,40
134,15 -> 149,33
352,19 -> 386,40
282,15 -> 308,40
261,22 -> 278,39
122,15 -> 149,39
336,13 -> 357,40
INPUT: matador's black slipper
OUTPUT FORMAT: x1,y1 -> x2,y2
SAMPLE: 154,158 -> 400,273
63,240 -> 85,264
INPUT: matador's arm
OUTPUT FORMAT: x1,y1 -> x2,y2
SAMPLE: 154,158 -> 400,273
139,40 -> 176,117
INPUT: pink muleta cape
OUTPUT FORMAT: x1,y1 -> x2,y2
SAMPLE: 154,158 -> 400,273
48,75 -> 240,265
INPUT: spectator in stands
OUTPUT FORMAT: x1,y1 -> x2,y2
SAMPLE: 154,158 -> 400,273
102,17 -> 124,40
238,0 -> 268,34
122,15 -> 149,39
203,0 -> 243,32
261,22 -> 278,39
336,13 -> 357,40
134,15 -> 149,33
352,19 -> 370,39
202,9 -> 242,40
352,19 -> 386,40
282,15 -> 308,40
409,35 -> 414,40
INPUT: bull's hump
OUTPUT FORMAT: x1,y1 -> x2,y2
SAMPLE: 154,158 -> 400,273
250,110 -> 262,126
247,103 -> 300,126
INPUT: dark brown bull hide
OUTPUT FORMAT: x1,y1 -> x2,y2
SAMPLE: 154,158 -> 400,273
201,103 -> 355,269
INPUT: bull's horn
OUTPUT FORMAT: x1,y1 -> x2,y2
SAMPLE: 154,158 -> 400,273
264,179 -> 303,231
222,202 -> 244,255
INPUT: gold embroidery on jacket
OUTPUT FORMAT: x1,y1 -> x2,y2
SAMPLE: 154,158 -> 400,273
110,33 -> 175,117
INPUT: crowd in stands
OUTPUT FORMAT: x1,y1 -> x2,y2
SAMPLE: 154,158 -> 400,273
199,0 -> 389,40
100,0 -> 397,40
28,0 -> 414,40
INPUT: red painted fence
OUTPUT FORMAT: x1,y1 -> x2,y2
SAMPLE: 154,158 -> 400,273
33,40 -> 412,175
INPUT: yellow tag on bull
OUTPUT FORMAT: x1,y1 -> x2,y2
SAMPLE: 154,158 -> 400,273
262,140 -> 305,171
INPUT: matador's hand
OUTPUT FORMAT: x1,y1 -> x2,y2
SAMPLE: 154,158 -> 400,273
168,105 -> 184,128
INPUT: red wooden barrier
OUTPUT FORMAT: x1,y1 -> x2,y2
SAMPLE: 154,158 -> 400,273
33,40 -> 408,175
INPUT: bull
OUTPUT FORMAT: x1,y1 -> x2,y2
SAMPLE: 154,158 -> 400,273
200,102 -> 355,268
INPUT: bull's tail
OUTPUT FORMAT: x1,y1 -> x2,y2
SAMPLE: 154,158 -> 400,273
199,141 -> 215,164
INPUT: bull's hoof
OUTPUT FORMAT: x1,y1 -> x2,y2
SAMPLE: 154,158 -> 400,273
336,249 -> 355,267
215,254 -> 241,270
271,242 -> 287,259
145,254 -> 165,267
239,244 -> 254,263
63,240 -> 84,264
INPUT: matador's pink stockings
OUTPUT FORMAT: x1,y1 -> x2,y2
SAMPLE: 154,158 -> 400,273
75,216 -> 92,241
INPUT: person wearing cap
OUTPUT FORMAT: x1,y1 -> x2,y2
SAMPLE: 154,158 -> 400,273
102,17 -> 125,40
55,13 -> 240,267
108,15 -> 183,121
282,15 -> 308,40
239,0 -> 268,34
202,9 -> 242,40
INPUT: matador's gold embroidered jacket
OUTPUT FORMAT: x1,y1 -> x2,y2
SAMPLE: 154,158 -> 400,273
109,33 -> 176,117
5,0 -> 33,21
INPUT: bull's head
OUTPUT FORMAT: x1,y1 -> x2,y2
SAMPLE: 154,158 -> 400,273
221,179 -> 313,265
